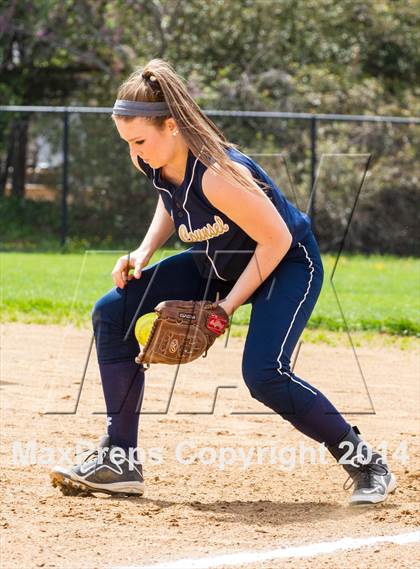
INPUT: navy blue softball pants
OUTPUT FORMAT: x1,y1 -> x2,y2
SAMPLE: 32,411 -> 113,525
92,231 -> 350,450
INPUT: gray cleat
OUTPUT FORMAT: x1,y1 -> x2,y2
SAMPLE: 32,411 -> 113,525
50,435 -> 144,496
328,425 -> 397,505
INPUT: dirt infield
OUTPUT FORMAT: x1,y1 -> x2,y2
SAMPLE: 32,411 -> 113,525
1,323 -> 419,569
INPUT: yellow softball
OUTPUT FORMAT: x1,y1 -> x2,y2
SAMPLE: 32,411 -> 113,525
135,312 -> 158,346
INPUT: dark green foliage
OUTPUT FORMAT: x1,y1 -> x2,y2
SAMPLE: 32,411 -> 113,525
0,0 -> 418,253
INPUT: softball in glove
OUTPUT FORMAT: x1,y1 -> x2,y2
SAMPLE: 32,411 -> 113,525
135,299 -> 229,366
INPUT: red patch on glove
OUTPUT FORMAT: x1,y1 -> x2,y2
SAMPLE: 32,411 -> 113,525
207,313 -> 228,335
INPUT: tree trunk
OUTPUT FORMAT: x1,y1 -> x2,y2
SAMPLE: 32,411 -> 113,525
0,125 -> 16,197
11,114 -> 30,199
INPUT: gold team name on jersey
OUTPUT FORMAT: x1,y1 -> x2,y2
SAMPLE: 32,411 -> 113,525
178,215 -> 230,243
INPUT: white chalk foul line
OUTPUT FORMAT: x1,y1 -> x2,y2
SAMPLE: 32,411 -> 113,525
111,530 -> 419,569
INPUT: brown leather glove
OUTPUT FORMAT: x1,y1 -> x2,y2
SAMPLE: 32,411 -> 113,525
135,299 -> 229,366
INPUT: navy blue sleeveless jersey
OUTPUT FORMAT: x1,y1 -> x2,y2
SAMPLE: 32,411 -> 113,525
136,147 -> 311,281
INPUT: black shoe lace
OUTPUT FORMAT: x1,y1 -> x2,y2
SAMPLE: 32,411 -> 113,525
343,458 -> 389,491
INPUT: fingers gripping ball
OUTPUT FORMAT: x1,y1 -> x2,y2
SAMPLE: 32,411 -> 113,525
135,300 -> 229,366
135,313 -> 158,347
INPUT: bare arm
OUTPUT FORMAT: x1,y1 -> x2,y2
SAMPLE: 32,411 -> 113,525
112,195 -> 175,288
202,163 -> 292,315
136,195 -> 175,261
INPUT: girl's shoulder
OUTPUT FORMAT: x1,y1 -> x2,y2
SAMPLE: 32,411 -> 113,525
225,146 -> 260,174
226,145 -> 250,163
225,147 -> 271,185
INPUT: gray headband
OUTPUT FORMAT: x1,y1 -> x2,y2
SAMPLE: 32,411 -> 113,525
112,99 -> 170,117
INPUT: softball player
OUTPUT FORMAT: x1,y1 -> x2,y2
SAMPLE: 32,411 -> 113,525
51,59 -> 396,504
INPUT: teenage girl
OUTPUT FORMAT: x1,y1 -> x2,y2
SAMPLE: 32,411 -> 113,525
51,59 -> 396,505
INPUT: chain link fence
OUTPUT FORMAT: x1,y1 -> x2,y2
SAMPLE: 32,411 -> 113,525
1,106 -> 419,254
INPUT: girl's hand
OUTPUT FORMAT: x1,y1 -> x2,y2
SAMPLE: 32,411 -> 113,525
111,249 -> 152,289
217,298 -> 235,317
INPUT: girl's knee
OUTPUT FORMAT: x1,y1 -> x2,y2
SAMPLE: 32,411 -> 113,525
92,289 -> 119,327
243,371 -> 288,409
243,358 -> 318,417
242,355 -> 304,412
242,360 -> 281,401
242,352 -> 289,391
241,355 -> 258,392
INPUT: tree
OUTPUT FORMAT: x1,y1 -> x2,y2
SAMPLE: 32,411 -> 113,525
0,0 -> 150,196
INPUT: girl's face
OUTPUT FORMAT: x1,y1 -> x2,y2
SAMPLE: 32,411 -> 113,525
113,116 -> 178,171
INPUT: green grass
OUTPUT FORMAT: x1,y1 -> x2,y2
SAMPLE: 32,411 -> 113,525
1,250 -> 419,336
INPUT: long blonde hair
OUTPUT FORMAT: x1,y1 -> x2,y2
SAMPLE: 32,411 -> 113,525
113,59 -> 270,197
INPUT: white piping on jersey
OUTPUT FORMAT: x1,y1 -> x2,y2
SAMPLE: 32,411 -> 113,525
185,151 -> 228,281
205,240 -> 228,281
152,173 -> 172,198
152,173 -> 173,219
276,242 -> 317,396
183,154 -> 200,231
153,149 -> 229,281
